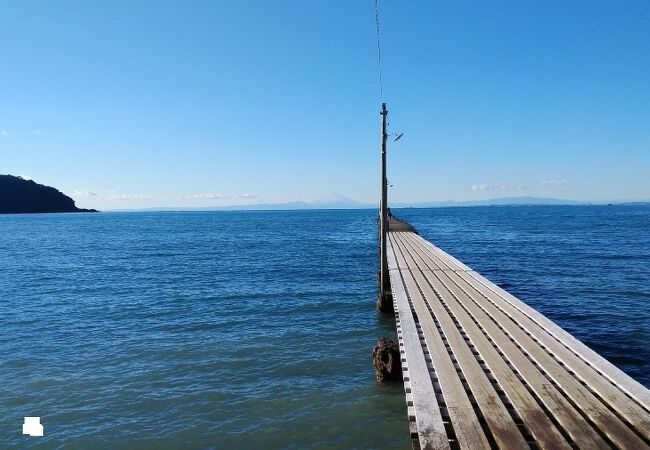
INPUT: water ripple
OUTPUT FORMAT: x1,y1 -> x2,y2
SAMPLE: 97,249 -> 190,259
2,206 -> 648,448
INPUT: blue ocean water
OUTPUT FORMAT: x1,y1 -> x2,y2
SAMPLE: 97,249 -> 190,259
1,206 -> 648,448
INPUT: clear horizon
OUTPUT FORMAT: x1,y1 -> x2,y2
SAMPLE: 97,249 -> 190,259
2,1 -> 649,210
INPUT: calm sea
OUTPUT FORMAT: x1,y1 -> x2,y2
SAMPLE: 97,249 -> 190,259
1,206 -> 648,448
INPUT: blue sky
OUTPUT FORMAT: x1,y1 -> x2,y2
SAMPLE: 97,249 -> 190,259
1,1 -> 648,209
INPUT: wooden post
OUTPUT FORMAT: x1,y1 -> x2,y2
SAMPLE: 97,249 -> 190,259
377,102 -> 392,312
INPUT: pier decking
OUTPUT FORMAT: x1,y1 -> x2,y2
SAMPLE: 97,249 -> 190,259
387,227 -> 650,449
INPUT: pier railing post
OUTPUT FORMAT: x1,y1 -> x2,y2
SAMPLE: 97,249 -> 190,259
377,102 -> 392,312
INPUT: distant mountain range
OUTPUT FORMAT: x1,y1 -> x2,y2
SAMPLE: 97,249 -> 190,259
392,196 -> 585,208
4,175 -> 646,213
211,195 -> 583,210
113,193 -> 649,212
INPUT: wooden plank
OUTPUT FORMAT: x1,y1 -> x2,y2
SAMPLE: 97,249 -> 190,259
396,233 -> 582,449
405,233 -> 650,441
398,233 -> 611,449
386,237 -> 450,450
386,232 -> 400,271
410,230 -> 650,413
448,274 -> 648,448
409,233 -> 471,272
464,267 -> 650,411
407,230 -> 650,408
451,269 -> 650,442
404,236 -> 457,272
393,233 -> 531,449
411,249 -> 648,449
391,234 -> 491,449
389,230 -> 650,449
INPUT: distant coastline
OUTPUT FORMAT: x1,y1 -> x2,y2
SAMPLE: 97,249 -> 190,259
0,174 -> 97,214
104,196 -> 650,213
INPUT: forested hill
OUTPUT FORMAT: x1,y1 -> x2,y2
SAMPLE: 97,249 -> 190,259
0,175 -> 97,214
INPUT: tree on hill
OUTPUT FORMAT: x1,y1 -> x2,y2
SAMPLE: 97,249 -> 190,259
0,175 -> 97,214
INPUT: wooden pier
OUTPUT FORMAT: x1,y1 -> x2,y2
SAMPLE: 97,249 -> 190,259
374,104 -> 649,448
385,220 -> 650,449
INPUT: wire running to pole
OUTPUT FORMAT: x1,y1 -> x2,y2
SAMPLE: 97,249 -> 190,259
374,0 -> 384,101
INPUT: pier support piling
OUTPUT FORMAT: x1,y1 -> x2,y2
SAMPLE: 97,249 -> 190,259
372,337 -> 402,382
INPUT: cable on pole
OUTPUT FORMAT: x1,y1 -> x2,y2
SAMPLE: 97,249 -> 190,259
374,0 -> 384,101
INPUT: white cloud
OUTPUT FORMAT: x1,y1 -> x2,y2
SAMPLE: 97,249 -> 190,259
18,174 -> 33,181
1,130 -> 8,136
72,190 -> 99,197
472,184 -> 493,192
237,193 -> 258,199
108,193 -> 149,201
540,179 -> 568,186
471,183 -> 508,192
179,193 -> 228,200
61,189 -> 260,206
176,193 -> 259,202
472,182 -> 530,192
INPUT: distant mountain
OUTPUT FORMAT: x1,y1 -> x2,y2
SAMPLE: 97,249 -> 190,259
0,175 -> 97,214
116,192 -> 368,212
393,196 -> 585,208
311,192 -> 363,206
238,195 -> 582,210
111,195 -> 604,212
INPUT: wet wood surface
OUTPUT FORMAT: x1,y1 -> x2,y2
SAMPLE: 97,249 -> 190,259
387,230 -> 650,449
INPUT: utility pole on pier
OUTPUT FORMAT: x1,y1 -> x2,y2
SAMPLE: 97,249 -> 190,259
378,102 -> 392,312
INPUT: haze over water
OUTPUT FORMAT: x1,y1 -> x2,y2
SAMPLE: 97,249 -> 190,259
1,205 -> 648,448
